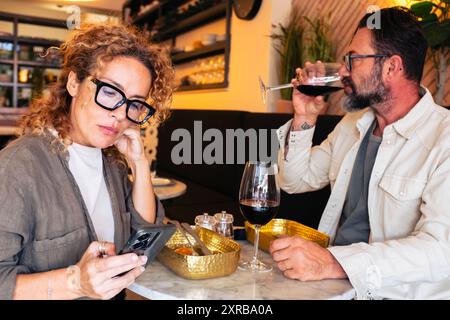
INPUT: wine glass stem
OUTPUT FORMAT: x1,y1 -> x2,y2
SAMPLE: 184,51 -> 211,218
251,225 -> 261,266
267,83 -> 294,92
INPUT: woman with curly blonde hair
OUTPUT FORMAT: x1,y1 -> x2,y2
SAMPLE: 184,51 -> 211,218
0,23 -> 174,300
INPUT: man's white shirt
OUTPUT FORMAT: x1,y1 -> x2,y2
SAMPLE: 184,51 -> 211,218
277,88 -> 450,299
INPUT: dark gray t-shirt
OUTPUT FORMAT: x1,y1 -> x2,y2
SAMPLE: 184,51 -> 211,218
334,121 -> 381,246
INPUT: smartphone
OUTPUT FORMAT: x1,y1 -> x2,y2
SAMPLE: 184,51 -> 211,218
118,224 -> 176,264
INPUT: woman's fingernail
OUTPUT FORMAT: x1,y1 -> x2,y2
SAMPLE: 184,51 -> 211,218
140,266 -> 146,273
140,256 -> 148,264
131,254 -> 138,262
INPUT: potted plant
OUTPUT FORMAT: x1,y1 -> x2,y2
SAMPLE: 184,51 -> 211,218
303,13 -> 335,64
410,0 -> 449,105
271,11 -> 335,113
270,10 -> 304,103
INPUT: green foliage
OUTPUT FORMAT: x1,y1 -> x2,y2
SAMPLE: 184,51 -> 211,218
303,13 -> 335,63
271,11 -> 335,100
410,1 -> 449,49
271,11 -> 304,100
410,1 -> 449,104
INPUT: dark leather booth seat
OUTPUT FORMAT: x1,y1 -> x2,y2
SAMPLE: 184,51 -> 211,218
2,106 -> 449,227
0,109 -> 344,228
156,109 -> 342,228
0,136 -> 13,150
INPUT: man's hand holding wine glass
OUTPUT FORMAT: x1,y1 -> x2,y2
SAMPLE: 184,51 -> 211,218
291,61 -> 334,131
273,61 -> 347,281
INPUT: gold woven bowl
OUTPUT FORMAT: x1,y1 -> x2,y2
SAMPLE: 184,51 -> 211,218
245,219 -> 330,251
157,226 -> 241,280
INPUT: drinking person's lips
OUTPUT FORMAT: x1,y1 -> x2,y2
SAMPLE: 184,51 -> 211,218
341,78 -> 354,94
344,86 -> 353,94
98,125 -> 119,135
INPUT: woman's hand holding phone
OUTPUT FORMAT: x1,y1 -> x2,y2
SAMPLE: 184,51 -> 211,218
71,241 -> 147,300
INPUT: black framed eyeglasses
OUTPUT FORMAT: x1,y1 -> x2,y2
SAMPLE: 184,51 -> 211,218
343,53 -> 389,72
90,78 -> 155,125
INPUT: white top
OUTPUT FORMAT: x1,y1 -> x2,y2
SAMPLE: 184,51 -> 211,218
276,88 -> 450,300
68,143 -> 114,243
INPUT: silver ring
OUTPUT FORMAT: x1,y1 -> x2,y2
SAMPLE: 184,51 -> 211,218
98,242 -> 107,256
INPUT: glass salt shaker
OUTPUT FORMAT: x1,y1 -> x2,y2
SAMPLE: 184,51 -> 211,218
194,213 -> 216,231
214,211 -> 234,239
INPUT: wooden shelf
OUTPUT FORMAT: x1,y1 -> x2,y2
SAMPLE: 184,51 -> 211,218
172,41 -> 226,65
0,106 -> 26,132
18,60 -> 60,69
152,3 -> 226,41
0,82 -> 33,88
17,37 -> 62,47
124,0 -> 189,9
0,12 -> 65,108
0,35 -> 14,42
123,0 -> 134,7
177,82 -> 227,92
123,1 -> 230,92
0,12 -> 66,29
0,35 -> 61,47
0,34 -> 61,47
132,3 -> 161,25
0,107 -> 28,114
0,59 -> 14,65
16,83 -> 33,88
1,82 -> 54,88
0,82 -> 34,88
0,59 -> 60,68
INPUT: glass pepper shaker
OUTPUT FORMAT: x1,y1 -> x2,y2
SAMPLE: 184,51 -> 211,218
194,213 -> 216,231
214,211 -> 234,239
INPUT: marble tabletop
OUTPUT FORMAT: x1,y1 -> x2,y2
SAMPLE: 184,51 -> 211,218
128,240 -> 355,300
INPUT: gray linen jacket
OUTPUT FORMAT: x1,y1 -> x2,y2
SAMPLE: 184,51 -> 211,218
0,132 -> 164,299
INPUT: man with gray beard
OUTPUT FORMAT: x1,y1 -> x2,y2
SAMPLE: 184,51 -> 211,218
270,7 -> 450,299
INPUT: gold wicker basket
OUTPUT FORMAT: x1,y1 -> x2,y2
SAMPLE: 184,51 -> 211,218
245,219 -> 330,250
158,226 -> 240,280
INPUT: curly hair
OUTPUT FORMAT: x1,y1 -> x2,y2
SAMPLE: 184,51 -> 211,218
18,23 -> 175,159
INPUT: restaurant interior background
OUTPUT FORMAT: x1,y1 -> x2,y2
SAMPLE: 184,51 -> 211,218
0,0 -> 448,214
0,0 -> 448,120
0,0 -> 448,302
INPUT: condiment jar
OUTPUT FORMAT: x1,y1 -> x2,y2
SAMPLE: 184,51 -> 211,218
194,213 -> 217,231
214,211 -> 234,239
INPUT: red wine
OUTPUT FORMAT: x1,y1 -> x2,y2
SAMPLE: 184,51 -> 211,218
239,199 -> 279,226
297,85 -> 343,96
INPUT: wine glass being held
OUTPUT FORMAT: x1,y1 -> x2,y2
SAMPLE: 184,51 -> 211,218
291,62 -> 328,130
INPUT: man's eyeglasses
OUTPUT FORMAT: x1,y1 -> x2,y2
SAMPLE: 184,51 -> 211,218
90,78 -> 155,125
343,53 -> 389,72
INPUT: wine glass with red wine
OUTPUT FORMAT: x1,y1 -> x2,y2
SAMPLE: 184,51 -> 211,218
259,62 -> 343,104
238,161 -> 280,272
